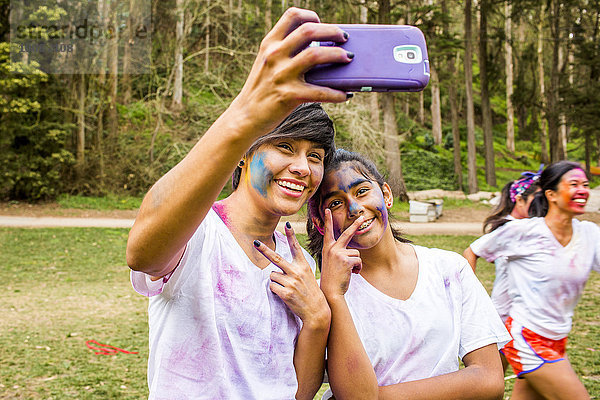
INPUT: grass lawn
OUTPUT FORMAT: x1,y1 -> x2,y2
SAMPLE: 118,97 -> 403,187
0,228 -> 598,399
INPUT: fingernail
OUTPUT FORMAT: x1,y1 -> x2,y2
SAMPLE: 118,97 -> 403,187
286,221 -> 291,229
343,31 -> 349,40
253,240 -> 260,248
346,93 -> 354,100
346,51 -> 354,59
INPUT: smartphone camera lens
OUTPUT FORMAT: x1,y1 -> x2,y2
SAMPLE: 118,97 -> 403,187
407,51 -> 415,60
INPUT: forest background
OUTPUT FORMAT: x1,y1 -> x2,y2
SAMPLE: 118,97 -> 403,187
1,0 -> 600,203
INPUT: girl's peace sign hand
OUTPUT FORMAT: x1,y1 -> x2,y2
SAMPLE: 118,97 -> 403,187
253,223 -> 329,328
319,209 -> 364,300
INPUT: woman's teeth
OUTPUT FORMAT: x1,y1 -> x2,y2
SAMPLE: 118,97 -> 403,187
359,219 -> 373,230
573,199 -> 586,204
277,180 -> 304,192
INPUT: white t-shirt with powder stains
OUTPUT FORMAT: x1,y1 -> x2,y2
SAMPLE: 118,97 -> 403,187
470,217 -> 600,339
487,214 -> 515,322
342,245 -> 510,386
131,207 -> 316,399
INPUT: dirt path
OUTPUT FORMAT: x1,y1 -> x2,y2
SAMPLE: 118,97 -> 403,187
2,198 -> 598,235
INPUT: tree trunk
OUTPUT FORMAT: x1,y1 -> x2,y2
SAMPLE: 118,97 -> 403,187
465,0 -> 478,193
122,0 -> 139,104
360,0 -> 368,23
228,0 -> 234,46
505,0 -> 515,153
171,0 -> 185,110
378,0 -> 408,201
430,63 -> 442,145
96,0 -> 107,184
585,131 -> 591,175
419,91 -> 425,126
537,6 -> 549,164
370,94 -> 380,130
547,0 -> 562,162
76,73 -> 86,179
361,1 -> 379,132
107,0 -> 119,143
204,1 -> 210,73
442,0 -> 462,190
479,0 -> 496,187
449,54 -> 462,190
265,0 -> 273,33
558,41 -> 570,160
381,92 -> 408,201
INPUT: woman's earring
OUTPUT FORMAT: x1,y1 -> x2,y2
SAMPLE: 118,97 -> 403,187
238,160 -> 245,168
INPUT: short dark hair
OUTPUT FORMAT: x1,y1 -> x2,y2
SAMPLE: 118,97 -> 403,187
306,149 -> 410,268
231,103 -> 335,190
529,161 -> 590,217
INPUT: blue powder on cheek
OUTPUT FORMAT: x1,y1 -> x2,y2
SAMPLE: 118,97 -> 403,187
249,152 -> 273,197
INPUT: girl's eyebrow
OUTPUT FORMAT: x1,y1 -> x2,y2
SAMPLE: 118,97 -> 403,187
322,178 -> 370,202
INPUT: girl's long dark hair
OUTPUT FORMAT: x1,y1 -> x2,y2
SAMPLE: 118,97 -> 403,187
483,180 -> 539,233
528,161 -> 590,217
306,149 -> 410,268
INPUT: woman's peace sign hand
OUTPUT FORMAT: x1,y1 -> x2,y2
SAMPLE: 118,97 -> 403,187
253,222 -> 329,329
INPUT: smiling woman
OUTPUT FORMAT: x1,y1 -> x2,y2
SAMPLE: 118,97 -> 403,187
465,161 -> 600,400
127,103 -> 339,400
124,8 -> 356,399
306,149 -> 510,400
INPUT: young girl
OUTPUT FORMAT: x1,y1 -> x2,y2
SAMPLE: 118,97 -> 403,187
465,171 -> 540,373
464,161 -> 599,399
307,149 -> 510,399
483,168 -> 542,235
467,170 -> 541,319
126,9 -> 354,399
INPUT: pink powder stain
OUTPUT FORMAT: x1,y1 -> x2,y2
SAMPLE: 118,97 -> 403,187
212,201 -> 231,228
568,257 -> 577,269
214,265 -> 244,301
165,337 -> 218,382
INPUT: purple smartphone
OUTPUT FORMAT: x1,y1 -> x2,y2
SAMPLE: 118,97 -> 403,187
304,24 -> 430,92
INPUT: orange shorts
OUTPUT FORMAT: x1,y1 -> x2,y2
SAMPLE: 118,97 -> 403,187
501,317 -> 567,377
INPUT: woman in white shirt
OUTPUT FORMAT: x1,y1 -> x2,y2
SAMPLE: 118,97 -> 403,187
464,161 -> 599,400
126,9 -> 355,399
465,170 -> 540,372
307,149 -> 510,399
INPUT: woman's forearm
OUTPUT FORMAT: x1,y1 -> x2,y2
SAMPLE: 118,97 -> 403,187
378,344 -> 504,400
326,296 -> 379,400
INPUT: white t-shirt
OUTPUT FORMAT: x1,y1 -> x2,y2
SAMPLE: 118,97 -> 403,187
470,217 -> 600,339
131,207 -> 317,399
488,215 -> 515,322
340,245 -> 510,386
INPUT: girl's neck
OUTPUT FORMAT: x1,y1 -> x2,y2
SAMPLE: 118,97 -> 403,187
358,228 -> 419,301
359,228 -> 409,273
544,207 -> 574,246
216,192 -> 280,247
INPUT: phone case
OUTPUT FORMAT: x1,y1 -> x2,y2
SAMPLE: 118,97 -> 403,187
304,24 -> 430,92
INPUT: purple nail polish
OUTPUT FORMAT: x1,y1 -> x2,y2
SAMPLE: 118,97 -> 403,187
253,240 -> 260,248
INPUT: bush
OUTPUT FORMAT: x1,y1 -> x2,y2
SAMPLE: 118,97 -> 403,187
402,148 -> 458,191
